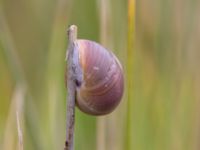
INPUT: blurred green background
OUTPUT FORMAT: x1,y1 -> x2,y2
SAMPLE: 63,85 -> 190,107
0,0 -> 200,150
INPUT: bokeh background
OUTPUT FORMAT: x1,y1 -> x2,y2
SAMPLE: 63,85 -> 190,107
0,0 -> 200,150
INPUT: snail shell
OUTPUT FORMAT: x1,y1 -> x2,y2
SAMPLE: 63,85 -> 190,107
75,40 -> 124,115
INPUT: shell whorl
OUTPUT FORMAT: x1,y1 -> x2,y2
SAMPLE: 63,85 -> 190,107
75,40 -> 124,115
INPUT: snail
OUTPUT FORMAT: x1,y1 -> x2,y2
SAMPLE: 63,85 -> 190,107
66,39 -> 124,116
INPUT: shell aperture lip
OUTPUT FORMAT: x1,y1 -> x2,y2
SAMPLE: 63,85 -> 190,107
73,42 -> 83,87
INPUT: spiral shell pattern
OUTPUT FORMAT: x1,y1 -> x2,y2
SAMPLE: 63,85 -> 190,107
75,40 -> 124,115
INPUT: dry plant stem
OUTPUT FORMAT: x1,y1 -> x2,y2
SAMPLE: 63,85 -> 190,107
16,111 -> 24,150
65,25 -> 77,150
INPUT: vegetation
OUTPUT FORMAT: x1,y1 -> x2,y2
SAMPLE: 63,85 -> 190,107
0,0 -> 199,150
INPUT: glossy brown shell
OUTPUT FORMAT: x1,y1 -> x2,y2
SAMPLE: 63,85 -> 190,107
75,40 -> 124,115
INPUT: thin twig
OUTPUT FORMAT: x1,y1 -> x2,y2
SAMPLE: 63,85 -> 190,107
64,25 -> 78,150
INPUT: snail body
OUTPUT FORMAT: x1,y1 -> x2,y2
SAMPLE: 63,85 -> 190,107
73,40 -> 124,115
